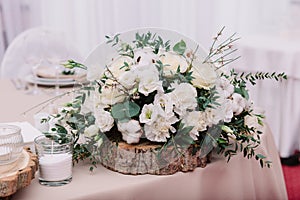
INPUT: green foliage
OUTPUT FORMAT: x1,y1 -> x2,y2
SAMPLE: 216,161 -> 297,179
63,60 -> 87,70
199,125 -> 222,158
173,40 -> 186,55
46,29 -> 285,170
62,69 -> 75,75
105,34 -> 120,46
157,123 -> 195,161
229,69 -> 287,86
155,60 -> 194,92
133,32 -> 171,53
111,101 -> 140,122
196,86 -> 220,111
213,110 -> 272,168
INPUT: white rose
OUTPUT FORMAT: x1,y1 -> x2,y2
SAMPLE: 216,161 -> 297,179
191,61 -> 217,90
117,120 -> 143,144
98,85 -> 126,105
136,64 -> 162,96
160,51 -> 189,76
231,93 -> 246,115
95,109 -> 114,132
119,70 -> 137,89
134,48 -> 158,66
84,125 -> 99,138
169,83 -> 197,116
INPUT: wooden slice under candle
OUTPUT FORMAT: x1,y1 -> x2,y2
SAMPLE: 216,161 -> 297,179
0,148 -> 38,198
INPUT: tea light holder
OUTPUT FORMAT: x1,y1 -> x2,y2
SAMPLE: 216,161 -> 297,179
34,134 -> 73,186
0,124 -> 23,165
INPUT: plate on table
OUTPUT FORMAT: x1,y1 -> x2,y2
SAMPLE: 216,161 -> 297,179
36,66 -> 86,80
25,74 -> 77,86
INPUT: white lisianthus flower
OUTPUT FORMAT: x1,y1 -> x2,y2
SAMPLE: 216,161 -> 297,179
84,125 -> 99,138
117,120 -> 143,144
94,109 -> 114,132
144,116 -> 177,142
231,93 -> 246,115
136,64 -> 162,96
182,111 -> 207,140
134,48 -> 158,66
191,61 -> 217,90
169,83 -> 197,116
98,86 -> 126,105
244,114 -> 264,134
139,104 -> 161,125
160,51 -> 189,76
153,92 -> 174,115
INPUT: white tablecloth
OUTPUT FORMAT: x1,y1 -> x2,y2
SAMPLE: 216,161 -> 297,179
236,34 -> 300,157
0,78 -> 288,200
13,125 -> 287,200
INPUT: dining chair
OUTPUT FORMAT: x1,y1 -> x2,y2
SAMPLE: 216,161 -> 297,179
0,27 -> 83,79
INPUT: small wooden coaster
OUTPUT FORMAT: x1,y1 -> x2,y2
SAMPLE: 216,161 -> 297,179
0,148 -> 38,199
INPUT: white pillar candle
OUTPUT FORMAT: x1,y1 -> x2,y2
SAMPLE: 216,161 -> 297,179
39,153 -> 72,181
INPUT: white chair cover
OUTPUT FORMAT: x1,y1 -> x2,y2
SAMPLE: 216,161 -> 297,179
0,27 -> 83,78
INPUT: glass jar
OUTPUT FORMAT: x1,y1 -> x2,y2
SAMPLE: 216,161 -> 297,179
34,134 -> 73,186
0,124 -> 24,165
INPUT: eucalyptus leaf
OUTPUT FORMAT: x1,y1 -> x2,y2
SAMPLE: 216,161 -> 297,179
200,126 -> 222,158
111,101 -> 140,121
173,40 -> 186,55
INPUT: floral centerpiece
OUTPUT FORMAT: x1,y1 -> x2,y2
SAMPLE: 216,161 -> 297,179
49,28 -> 286,174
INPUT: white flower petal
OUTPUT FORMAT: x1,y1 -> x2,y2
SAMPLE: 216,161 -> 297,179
117,120 -> 142,144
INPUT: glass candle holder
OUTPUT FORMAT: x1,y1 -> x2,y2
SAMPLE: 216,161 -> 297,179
34,134 -> 73,186
0,125 -> 23,165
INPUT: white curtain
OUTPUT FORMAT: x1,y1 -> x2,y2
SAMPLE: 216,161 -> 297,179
37,0 -> 217,58
0,0 -> 42,62
0,0 -> 291,62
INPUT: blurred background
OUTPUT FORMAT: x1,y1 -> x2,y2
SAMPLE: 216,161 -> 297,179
0,0 -> 299,158
0,0 -> 298,61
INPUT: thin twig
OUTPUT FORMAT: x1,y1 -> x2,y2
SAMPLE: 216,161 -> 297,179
104,66 -> 131,95
21,87 -> 84,115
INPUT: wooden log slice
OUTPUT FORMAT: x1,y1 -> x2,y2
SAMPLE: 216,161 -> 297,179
0,148 -> 38,198
99,140 -> 210,175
